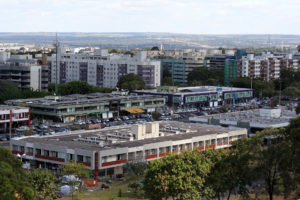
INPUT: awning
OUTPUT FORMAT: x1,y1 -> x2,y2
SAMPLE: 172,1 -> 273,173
126,108 -> 145,114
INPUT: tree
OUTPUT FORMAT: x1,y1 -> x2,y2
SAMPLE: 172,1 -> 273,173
129,182 -> 143,196
187,67 -> 224,86
251,128 -> 289,200
205,148 -> 252,200
117,73 -> 145,90
282,86 -> 300,97
297,45 -> 300,53
144,151 -> 213,200
28,169 -> 57,200
0,147 -> 34,200
151,46 -> 160,51
151,111 -> 161,121
296,101 -> 300,114
162,77 -> 173,86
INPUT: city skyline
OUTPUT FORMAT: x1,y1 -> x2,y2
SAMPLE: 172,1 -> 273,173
0,0 -> 300,34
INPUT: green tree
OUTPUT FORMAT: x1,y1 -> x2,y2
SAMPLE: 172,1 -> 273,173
162,77 -> 173,86
282,86 -> 300,97
117,73 -> 145,90
251,128 -> 289,200
187,67 -> 223,86
0,147 -> 34,200
144,151 -> 213,200
151,46 -> 160,51
129,182 -> 143,197
151,111 -> 161,121
205,148 -> 252,200
28,169 -> 57,200
296,101 -> 300,114
297,45 -> 300,53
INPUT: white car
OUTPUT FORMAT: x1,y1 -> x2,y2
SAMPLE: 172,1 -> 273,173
16,126 -> 30,132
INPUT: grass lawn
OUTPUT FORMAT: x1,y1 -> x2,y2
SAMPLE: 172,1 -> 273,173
61,177 -> 147,200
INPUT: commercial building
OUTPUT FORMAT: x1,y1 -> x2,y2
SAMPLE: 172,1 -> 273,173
5,93 -> 166,122
224,59 -> 237,86
0,54 -> 49,91
189,107 -> 298,134
48,49 -> 161,88
237,52 -> 300,81
132,86 -> 254,108
0,105 -> 30,132
10,121 -> 247,178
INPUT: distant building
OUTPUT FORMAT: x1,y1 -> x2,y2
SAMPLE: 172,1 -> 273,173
0,54 -> 49,91
237,52 -> 300,81
48,49 -> 161,88
0,105 -> 30,133
224,59 -> 237,86
205,55 -> 235,70
132,86 -> 254,108
148,49 -> 209,85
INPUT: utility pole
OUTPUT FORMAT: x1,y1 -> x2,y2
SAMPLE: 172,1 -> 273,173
54,33 -> 59,94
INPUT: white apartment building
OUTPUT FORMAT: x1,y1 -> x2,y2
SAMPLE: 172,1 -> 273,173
238,52 -> 300,81
48,49 -> 161,88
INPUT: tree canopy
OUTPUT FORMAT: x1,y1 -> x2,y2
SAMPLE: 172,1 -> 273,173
187,67 -> 224,86
28,169 -> 57,200
0,147 -> 34,200
116,73 -> 145,91
48,81 -> 114,96
144,150 -> 213,200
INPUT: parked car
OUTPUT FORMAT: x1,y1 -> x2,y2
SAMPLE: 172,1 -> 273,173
38,125 -> 48,129
50,124 -> 60,128
16,126 -> 30,132
0,135 -> 7,141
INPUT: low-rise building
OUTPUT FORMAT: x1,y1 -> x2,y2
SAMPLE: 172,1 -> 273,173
132,86 -> 254,108
10,121 -> 247,178
0,105 -> 30,132
5,93 -> 166,122
189,107 -> 298,134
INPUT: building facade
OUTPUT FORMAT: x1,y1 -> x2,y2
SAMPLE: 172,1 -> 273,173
48,49 -> 161,88
237,53 -> 300,81
224,59 -> 237,86
10,121 -> 247,178
0,54 -> 49,91
0,105 -> 30,133
132,86 -> 254,107
6,93 -> 166,122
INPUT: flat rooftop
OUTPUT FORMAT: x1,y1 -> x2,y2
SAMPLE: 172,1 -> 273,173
0,105 -> 28,111
5,93 -> 164,107
135,86 -> 252,95
13,122 -> 243,152
190,107 -> 298,128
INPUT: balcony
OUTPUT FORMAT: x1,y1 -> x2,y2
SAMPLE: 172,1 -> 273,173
77,161 -> 91,167
35,154 -> 65,162
159,152 -> 170,157
146,154 -> 157,160
101,159 -> 127,167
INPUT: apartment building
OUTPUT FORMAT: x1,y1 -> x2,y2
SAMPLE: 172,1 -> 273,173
238,52 -> 300,81
10,121 -> 247,178
48,49 -> 161,88
0,54 -> 49,91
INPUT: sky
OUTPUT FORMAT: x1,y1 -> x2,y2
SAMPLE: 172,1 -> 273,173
0,0 -> 300,34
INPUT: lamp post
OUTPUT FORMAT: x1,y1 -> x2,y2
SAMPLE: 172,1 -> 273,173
17,153 -> 26,163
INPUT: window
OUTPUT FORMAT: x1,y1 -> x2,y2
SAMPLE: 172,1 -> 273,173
67,153 -> 74,160
51,151 -> 58,158
36,149 -> 41,155
12,145 -> 18,151
86,156 -> 91,163
77,155 -> 84,162
44,150 -> 49,156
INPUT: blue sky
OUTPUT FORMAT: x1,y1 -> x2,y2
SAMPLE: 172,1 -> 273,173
0,0 -> 299,34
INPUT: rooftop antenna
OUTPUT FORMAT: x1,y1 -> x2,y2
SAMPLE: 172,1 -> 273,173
54,33 -> 60,94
